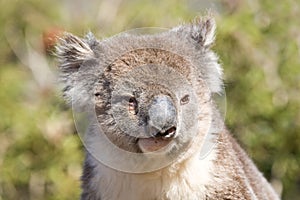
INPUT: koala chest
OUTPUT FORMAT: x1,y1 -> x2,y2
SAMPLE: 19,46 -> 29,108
87,152 -> 215,200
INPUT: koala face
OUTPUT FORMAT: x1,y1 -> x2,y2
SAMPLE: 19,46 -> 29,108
94,48 -> 204,154
56,16 -> 223,171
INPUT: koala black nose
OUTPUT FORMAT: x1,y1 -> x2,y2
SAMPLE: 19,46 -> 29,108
148,95 -> 177,137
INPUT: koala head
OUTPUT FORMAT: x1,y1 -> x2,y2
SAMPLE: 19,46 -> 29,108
56,16 -> 223,171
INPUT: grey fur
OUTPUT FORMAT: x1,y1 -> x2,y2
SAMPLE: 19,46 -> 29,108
55,16 -> 280,200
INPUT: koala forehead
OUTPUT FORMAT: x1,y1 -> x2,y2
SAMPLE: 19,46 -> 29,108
104,48 -> 193,86
90,28 -> 222,95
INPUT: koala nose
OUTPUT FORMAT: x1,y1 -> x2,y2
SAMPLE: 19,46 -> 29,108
148,95 -> 177,137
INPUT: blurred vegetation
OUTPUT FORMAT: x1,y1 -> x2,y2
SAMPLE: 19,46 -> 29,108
0,0 -> 299,199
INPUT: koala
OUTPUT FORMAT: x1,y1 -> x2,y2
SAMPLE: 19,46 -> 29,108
56,16 -> 280,200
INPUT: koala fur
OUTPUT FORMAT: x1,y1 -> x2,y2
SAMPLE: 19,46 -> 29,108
56,16 -> 280,200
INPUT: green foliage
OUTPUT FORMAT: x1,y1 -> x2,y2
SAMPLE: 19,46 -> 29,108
0,0 -> 299,199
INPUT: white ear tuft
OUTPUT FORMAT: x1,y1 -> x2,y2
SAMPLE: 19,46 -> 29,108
55,33 -> 95,72
190,16 -> 216,47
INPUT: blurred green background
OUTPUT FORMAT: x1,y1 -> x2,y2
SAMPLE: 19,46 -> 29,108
0,0 -> 299,199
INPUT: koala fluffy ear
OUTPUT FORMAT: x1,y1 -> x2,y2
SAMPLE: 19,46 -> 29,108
190,16 -> 216,47
55,33 -> 99,106
175,16 -> 216,48
55,32 -> 96,73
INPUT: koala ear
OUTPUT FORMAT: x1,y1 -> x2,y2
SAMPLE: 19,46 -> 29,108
55,32 -> 96,73
175,16 -> 216,48
190,16 -> 216,47
55,33 -> 99,105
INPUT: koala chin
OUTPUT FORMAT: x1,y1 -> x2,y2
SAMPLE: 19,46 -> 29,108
56,16 -> 280,200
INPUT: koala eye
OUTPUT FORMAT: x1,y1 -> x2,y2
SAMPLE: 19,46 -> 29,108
128,97 -> 138,115
180,95 -> 190,105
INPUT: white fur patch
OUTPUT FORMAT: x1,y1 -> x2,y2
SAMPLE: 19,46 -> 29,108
89,149 -> 216,200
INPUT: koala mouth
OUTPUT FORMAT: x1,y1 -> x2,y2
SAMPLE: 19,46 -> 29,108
137,126 -> 176,153
154,126 -> 176,138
